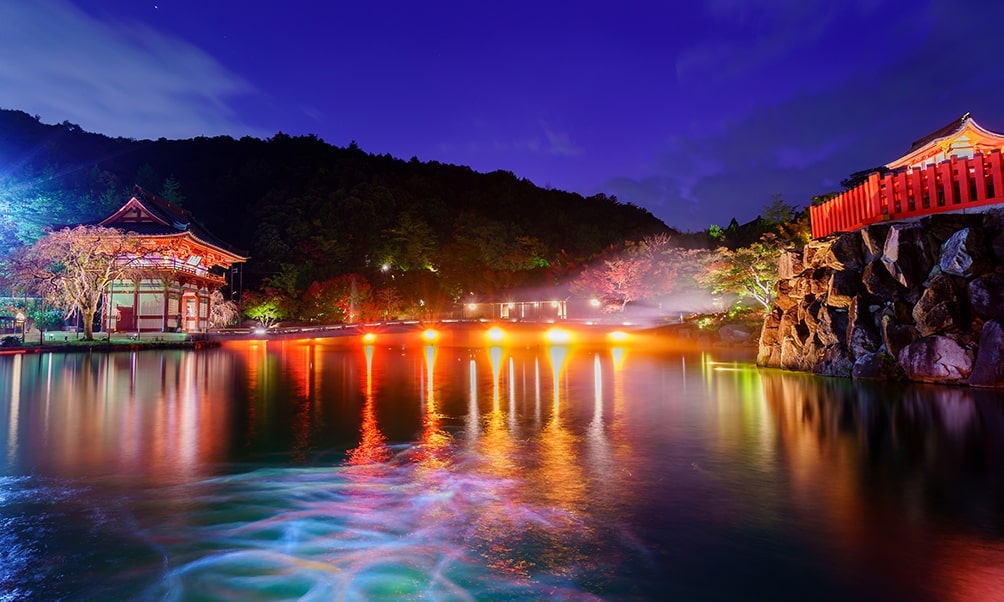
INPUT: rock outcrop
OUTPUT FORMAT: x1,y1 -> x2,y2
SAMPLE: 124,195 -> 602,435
759,209 -> 1004,387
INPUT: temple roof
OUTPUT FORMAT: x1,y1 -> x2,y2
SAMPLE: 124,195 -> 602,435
887,113 -> 1004,170
905,112 -> 972,152
99,186 -> 247,262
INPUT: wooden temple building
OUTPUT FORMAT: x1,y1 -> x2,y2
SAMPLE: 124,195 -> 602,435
810,113 -> 1004,238
99,186 -> 246,333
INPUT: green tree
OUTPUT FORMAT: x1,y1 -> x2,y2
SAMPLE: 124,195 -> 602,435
380,212 -> 438,272
241,291 -> 289,328
761,194 -> 797,228
160,175 -> 186,206
696,234 -> 784,311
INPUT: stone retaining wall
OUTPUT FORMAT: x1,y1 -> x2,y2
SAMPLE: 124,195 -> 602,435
758,209 -> 1004,388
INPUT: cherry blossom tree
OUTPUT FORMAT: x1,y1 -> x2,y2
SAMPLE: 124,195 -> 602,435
208,289 -> 240,328
6,226 -> 148,340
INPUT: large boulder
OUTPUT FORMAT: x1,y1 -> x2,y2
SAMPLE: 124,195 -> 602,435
813,344 -> 854,377
779,335 -> 804,370
920,213 -> 983,244
897,336 -> 973,384
882,224 -> 937,288
852,352 -> 904,380
773,279 -> 799,311
939,227 -> 988,278
968,272 -> 1004,321
815,306 -> 848,346
757,309 -> 782,366
777,249 -> 806,280
913,274 -> 967,336
879,313 -> 919,359
825,269 -> 860,308
969,320 -> 1004,388
861,223 -> 891,262
803,239 -> 832,268
846,297 -> 881,358
823,232 -> 864,271
809,268 -> 831,297
861,259 -> 901,297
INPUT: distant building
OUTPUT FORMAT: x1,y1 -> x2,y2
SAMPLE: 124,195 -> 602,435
99,186 -> 247,333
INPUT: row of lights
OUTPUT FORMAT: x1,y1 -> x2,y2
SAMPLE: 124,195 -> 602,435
358,326 -> 629,346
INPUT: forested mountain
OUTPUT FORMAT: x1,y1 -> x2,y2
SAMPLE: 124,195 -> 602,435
0,109 -> 670,296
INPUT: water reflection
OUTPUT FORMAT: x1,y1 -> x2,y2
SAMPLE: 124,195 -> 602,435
759,371 -> 1004,601
346,345 -> 390,466
0,343 -> 1002,600
0,351 -> 236,482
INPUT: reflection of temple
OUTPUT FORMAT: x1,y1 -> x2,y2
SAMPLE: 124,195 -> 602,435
99,186 -> 246,333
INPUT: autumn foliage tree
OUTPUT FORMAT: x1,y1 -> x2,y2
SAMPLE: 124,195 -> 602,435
302,274 -> 375,323
570,234 -> 678,312
6,225 -> 148,340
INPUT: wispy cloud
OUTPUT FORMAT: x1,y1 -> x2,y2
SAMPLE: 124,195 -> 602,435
0,0 -> 260,139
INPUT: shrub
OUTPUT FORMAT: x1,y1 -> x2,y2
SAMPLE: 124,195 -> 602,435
0,335 -> 23,347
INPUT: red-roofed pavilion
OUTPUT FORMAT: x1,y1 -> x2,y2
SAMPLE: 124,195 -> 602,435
98,186 -> 247,333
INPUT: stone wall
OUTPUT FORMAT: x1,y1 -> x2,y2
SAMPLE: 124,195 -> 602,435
758,209 -> 1004,388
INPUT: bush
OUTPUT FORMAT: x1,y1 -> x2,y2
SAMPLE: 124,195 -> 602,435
0,335 -> 23,347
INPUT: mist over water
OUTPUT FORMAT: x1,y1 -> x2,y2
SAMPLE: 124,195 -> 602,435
1,339 -> 1003,600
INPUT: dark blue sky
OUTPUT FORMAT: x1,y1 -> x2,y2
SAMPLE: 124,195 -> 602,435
3,0 -> 1004,232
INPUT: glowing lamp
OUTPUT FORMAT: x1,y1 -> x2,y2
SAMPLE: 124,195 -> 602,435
545,327 -> 571,345
486,327 -> 505,343
421,328 -> 439,342
468,303 -> 477,310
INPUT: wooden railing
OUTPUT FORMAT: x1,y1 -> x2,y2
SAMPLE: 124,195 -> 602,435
810,151 -> 1004,238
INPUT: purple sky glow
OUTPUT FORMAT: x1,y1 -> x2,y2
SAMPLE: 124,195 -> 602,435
2,0 -> 1004,231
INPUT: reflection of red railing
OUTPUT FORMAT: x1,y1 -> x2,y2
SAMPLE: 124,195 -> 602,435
810,151 -> 1004,239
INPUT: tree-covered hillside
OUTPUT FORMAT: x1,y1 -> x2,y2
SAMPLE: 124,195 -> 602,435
0,109 -> 669,294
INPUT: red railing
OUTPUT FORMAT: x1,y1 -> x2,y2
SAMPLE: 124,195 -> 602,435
810,151 -> 1004,238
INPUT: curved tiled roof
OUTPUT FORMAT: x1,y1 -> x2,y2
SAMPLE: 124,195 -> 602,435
100,185 -> 247,261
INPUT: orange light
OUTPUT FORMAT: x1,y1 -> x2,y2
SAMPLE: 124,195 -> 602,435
486,326 -> 505,343
362,332 -> 376,344
421,328 -> 439,342
545,327 -> 571,345
608,330 -> 628,343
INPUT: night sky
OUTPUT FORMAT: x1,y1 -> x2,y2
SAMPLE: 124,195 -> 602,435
3,0 -> 1004,232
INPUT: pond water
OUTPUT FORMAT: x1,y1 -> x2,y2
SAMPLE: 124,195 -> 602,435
1,333 -> 1003,601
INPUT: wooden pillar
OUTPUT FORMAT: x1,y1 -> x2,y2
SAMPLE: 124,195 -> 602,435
162,279 -> 169,332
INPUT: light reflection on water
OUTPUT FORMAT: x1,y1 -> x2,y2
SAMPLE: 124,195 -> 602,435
0,340 -> 1002,600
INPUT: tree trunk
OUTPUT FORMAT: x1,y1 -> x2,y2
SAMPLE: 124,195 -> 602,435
82,307 -> 96,340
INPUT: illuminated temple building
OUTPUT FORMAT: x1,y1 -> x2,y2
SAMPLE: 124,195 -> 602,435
810,113 -> 1004,239
886,112 -> 1004,169
99,186 -> 246,333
